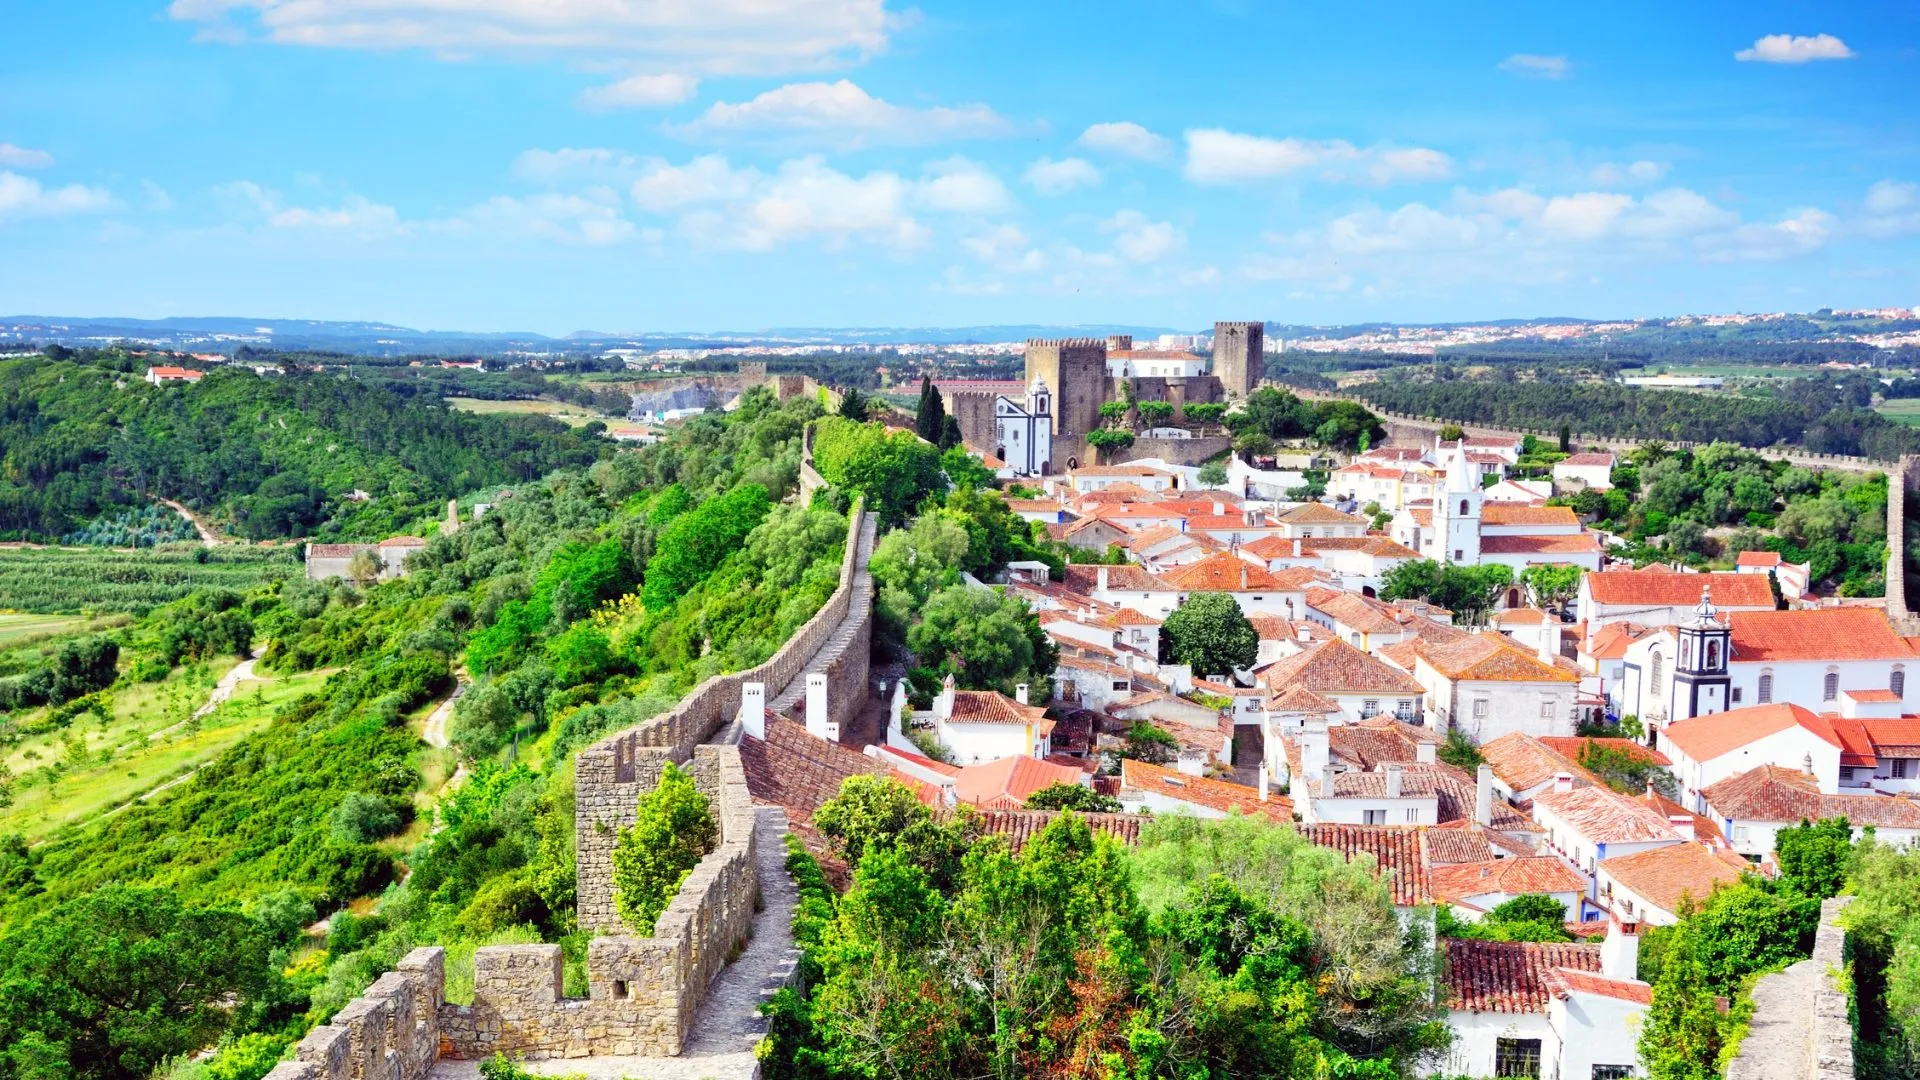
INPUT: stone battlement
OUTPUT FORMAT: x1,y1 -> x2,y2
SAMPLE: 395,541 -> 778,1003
1025,337 -> 1107,349
264,948 -> 446,1080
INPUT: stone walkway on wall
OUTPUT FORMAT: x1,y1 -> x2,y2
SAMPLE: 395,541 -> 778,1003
429,806 -> 801,1080
768,514 -> 876,717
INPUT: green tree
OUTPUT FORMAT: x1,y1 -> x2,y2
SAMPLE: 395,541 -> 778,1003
1522,563 -> 1582,613
813,774 -> 935,869
1639,922 -> 1749,1080
1439,893 -> 1574,942
0,886 -> 270,1080
811,418 -> 945,528
914,374 -> 945,446
838,387 -> 869,420
643,484 -> 772,609
1196,460 -> 1229,488
940,447 -> 993,489
1774,817 -> 1856,899
1162,591 -> 1258,677
611,762 -> 718,933
1438,725 -> 1483,770
1136,400 -> 1175,428
329,792 -> 403,844
1023,783 -> 1121,812
906,584 -> 1056,693
1234,431 -> 1275,462
1119,720 -> 1179,765
1438,423 -> 1464,442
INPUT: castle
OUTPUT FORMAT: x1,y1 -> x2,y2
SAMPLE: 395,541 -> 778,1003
939,320 -> 1264,475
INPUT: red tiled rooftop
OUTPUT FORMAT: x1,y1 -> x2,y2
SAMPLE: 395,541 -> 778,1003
1599,842 -> 1745,914
1120,758 -> 1293,823
1583,569 -> 1775,609
1429,857 -> 1586,903
1444,938 -> 1602,1013
1298,823 -> 1432,906
1728,607 -> 1916,662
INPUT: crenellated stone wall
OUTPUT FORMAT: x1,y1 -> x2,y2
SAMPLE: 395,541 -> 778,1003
263,948 -> 446,1080
575,503 -> 867,930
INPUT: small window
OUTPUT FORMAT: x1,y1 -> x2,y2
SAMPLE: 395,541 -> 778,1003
1112,681 -> 1129,692
1473,699 -> 1490,719
1758,672 -> 1773,704
1731,687 -> 1743,703
1824,671 -> 1840,702
1841,767 -> 1856,782
1361,699 -> 1380,718
1593,1063 -> 1634,1079
1895,667 -> 1907,698
1459,499 -> 1470,516
1454,549 -> 1464,561
1540,699 -> 1556,719
1405,807 -> 1419,822
1364,809 -> 1387,825
1894,760 -> 1911,780
613,980 -> 630,999
1495,1038 -> 1543,1079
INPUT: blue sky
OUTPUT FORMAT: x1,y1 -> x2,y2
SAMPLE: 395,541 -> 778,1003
2,1 -> 1917,334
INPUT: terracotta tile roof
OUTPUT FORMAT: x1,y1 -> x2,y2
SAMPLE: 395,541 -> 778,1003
1277,502 -> 1369,526
1728,607 -> 1917,662
1120,758 -> 1293,822
1481,505 -> 1581,528
876,745 -> 963,776
1662,702 -> 1842,763
1534,785 -> 1682,844
738,717 -> 886,822
952,756 -> 1089,811
1298,823 -> 1432,905
377,535 -> 427,547
1443,939 -> 1602,1013
1637,788 -> 1726,846
1479,533 -> 1605,556
1584,569 -> 1775,609
1330,767 -> 1442,798
1430,857 -> 1586,902
1701,764 -> 1920,828
1063,564 -> 1176,594
1582,622 -> 1654,661
1735,551 -> 1784,568
1553,967 -> 1653,1005
1247,615 -> 1294,642
306,543 -> 366,558
1538,737 -> 1671,768
1160,552 -> 1288,592
1257,638 -> 1425,696
1072,465 -> 1177,478
1431,818 -> 1540,856
1267,685 -> 1343,714
1306,587 -> 1413,634
1184,513 -> 1266,532
1331,718 -> 1441,769
947,690 -> 1050,726
1005,498 -> 1069,514
968,809 -> 1146,851
1599,842 -> 1745,914
1120,525 -> 1193,551
1093,606 -> 1161,627
1557,452 -> 1617,467
1426,762 -> 1545,833
1844,688 -> 1903,703
1413,634 -> 1579,683
1422,827 -> 1499,866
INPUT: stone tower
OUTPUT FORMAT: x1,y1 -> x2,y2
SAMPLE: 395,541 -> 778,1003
1212,321 -> 1265,396
1024,338 -> 1107,437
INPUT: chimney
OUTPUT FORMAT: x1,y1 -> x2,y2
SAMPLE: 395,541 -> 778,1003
1668,814 -> 1695,841
1601,918 -> 1641,981
939,671 -> 957,718
1300,723 -> 1330,789
1553,771 -> 1576,794
740,682 -> 766,741
1475,764 -> 1495,826
1292,538 -> 1302,558
1213,500 -> 1225,515
1538,625 -> 1558,665
1240,564 -> 1248,590
1258,764 -> 1270,802
1015,683 -> 1029,706
1097,566 -> 1109,593
1416,742 -> 1437,765
804,674 -> 829,741
1385,763 -> 1404,799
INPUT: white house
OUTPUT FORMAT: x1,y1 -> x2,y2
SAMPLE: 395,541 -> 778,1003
1552,452 -> 1616,491
1255,638 -> 1427,726
1483,478 -> 1552,504
1158,552 -> 1302,617
1700,764 -> 1920,858
145,365 -> 206,385
926,678 -> 1054,765
1440,927 -> 1649,1080
992,378 -> 1054,478
1596,841 -> 1745,925
1429,857 -> 1586,921
1118,757 -> 1293,822
1577,568 -> 1774,630
1399,633 -> 1580,741
1734,550 -> 1811,601
1271,502 -> 1370,539
1062,564 -> 1183,619
1659,701 -> 1847,807
1532,780 -> 1683,905
1066,465 -> 1177,495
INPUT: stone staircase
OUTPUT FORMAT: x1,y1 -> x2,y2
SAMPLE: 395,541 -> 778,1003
768,514 -> 876,717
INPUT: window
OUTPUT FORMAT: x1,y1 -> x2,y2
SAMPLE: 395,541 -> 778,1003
1758,671 -> 1773,704
1896,667 -> 1907,697
1824,670 -> 1840,702
1593,1066 -> 1634,1080
1495,1038 -> 1543,1079
1473,698 -> 1490,719
1396,700 -> 1415,722
1361,699 -> 1380,718
1405,807 -> 1420,822
1732,687 -> 1743,704
1364,809 -> 1387,825
1459,499 -> 1470,516
1650,653 -> 1664,696
1841,767 -> 1856,782
1706,639 -> 1721,669
1894,759 -> 1911,780
1540,698 -> 1556,719
1454,549 -> 1464,561
1732,825 -> 1750,844
1112,681 -> 1129,691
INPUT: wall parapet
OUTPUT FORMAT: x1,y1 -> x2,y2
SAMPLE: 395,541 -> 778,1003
1726,895 -> 1854,1080
263,948 -> 445,1080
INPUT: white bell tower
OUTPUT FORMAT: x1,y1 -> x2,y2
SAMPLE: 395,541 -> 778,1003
1434,438 -> 1482,565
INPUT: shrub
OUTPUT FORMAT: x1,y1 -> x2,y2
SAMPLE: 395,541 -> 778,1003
329,793 -> 402,845
611,762 -> 717,933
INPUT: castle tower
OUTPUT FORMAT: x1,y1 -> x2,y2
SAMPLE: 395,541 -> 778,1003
1024,338 -> 1107,437
1212,321 -> 1265,396
1433,438 -> 1482,565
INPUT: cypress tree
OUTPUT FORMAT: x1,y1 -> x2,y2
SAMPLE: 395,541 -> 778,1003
915,373 -> 945,445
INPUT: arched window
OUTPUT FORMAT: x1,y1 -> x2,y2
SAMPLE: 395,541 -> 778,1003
1679,639 -> 1693,670
1650,653 -> 1664,697
1894,666 -> 1906,698
1706,640 -> 1721,670
1459,499 -> 1470,516
1758,670 -> 1773,704
1823,670 -> 1839,702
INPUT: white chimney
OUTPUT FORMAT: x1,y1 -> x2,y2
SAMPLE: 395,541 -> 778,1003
1475,764 -> 1495,826
938,671 -> 957,719
1538,626 -> 1557,665
804,673 -> 829,741
1300,724 -> 1330,789
1601,918 -> 1641,981
1292,538 -> 1302,558
1668,814 -> 1695,841
1015,683 -> 1029,706
1258,764 -> 1270,802
1553,771 -> 1575,794
1416,742 -> 1437,765
1213,500 -> 1225,515
740,682 -> 766,741
1097,566 -> 1109,593
1385,764 -> 1404,799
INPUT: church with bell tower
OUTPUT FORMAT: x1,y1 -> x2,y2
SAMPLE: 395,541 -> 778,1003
1669,587 -> 1732,722
1432,439 -> 1483,565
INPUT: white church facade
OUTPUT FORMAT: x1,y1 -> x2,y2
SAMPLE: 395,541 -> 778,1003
993,378 -> 1054,478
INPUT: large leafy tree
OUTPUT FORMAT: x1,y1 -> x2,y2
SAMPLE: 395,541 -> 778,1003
642,484 -> 771,610
915,374 -> 946,446
1774,816 -> 1856,899
811,418 -> 945,529
611,762 -> 717,933
1378,559 -> 1512,626
1162,591 -> 1258,677
1639,922 -> 1749,1080
1521,563 -> 1582,613
0,886 -> 271,1080
906,584 -> 1057,693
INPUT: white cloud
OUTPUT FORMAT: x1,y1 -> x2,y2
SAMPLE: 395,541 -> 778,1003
1499,54 -> 1571,79
1101,209 -> 1184,263
629,154 -> 761,212
142,180 -> 174,212
167,0 -> 890,76
512,148 -> 642,182
0,171 -> 113,220
462,191 -> 637,245
1735,33 -> 1854,63
1076,121 -> 1172,162
1703,209 -> 1835,261
579,73 -> 699,110
914,157 -> 1012,214
268,194 -> 402,233
1590,159 -> 1668,186
1183,128 -> 1452,186
671,80 -> 1013,147
961,224 -> 1043,273
0,144 -> 54,169
1860,180 -> 1920,238
1023,156 -> 1100,196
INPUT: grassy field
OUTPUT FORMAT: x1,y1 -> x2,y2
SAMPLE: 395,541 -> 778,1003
1633,363 -> 1829,379
0,544 -> 299,613
445,396 -> 608,427
0,660 -> 332,843
0,613 -> 120,646
1877,398 -> 1920,426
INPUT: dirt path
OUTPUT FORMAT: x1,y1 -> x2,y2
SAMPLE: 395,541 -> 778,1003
157,497 -> 221,545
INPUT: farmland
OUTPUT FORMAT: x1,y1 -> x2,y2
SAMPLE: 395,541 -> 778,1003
445,395 -> 608,427
0,544 -> 299,613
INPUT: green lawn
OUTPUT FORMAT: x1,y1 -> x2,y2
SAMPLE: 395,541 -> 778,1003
0,662 -> 331,843
0,613 -> 113,646
1877,399 -> 1920,427
445,396 -> 607,427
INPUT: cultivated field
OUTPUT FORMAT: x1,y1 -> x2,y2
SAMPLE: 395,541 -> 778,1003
0,544 -> 299,613
1877,398 -> 1920,427
444,395 -> 608,426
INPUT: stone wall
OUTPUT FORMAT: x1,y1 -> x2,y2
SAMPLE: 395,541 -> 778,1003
1025,338 -> 1108,438
945,389 -> 1000,456
262,948 -> 445,1080
1890,456 -> 1920,634
1106,435 -> 1234,468
1726,896 -> 1854,1080
575,503 -> 867,930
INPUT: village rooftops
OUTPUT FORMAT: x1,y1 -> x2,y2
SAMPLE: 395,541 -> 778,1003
1701,764 -> 1920,828
1266,684 -> 1343,714
1557,452 -> 1617,467
1063,563 -> 1175,594
1480,504 -> 1581,528
1160,552 -> 1289,592
952,755 -> 1088,811
1582,622 -> 1655,660
967,810 -> 1147,852
1119,758 -> 1293,822
1598,842 -> 1746,913
1661,702 -> 1842,763
1412,634 -> 1579,683
947,689 -> 1051,728
1479,533 -> 1605,556
1429,857 -> 1587,904
1069,464 -> 1178,478
1534,785 -> 1683,844
1583,568 -> 1775,609
1538,737 -> 1671,768
1443,939 -> 1604,1014
1257,638 -> 1425,696
1306,587 -> 1418,634
1298,823 -> 1432,906
1275,502 -> 1369,526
